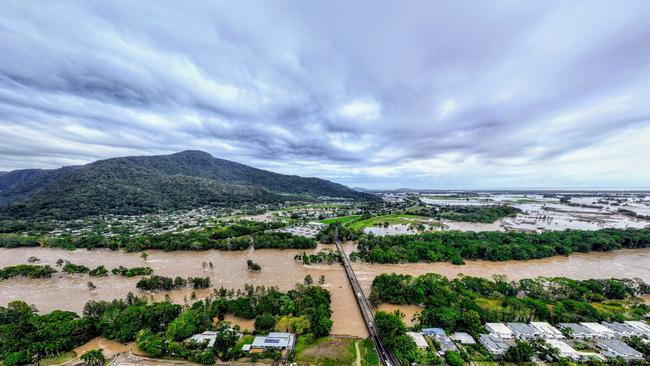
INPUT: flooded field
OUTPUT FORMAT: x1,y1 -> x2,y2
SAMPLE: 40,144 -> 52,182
2,244 -> 650,337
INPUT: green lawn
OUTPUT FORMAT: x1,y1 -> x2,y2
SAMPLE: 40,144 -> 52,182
294,337 -> 356,366
320,215 -> 362,225
359,338 -> 379,366
347,214 -> 438,231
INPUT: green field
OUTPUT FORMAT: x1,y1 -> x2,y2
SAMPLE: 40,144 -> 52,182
294,337 -> 356,366
359,338 -> 379,366
347,214 -> 439,231
38,351 -> 77,366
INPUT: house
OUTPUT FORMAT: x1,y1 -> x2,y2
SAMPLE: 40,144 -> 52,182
603,322 -> 642,338
580,323 -> 616,339
422,328 -> 445,337
530,322 -> 565,339
450,332 -> 476,345
190,331 -> 219,347
558,323 -> 599,339
407,332 -> 429,349
596,339 -> 644,361
506,322 -> 541,339
545,339 -> 601,361
247,332 -> 296,352
624,321 -> 650,336
479,334 -> 511,356
485,323 -> 514,339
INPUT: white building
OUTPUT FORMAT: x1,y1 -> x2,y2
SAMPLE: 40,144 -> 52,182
248,332 -> 296,352
596,339 -> 644,361
506,322 -> 541,339
485,323 -> 514,339
581,323 -> 616,339
407,332 -> 429,349
450,332 -> 476,345
603,322 -> 642,337
624,321 -> 650,336
479,334 -> 511,356
531,322 -> 565,339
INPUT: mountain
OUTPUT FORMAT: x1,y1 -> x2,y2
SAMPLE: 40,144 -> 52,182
0,150 -> 376,220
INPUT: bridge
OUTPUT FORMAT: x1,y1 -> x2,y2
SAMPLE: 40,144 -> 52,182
334,233 -> 402,366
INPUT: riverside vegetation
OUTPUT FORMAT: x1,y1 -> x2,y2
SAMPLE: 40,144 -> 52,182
351,227 -> 650,264
0,283 -> 332,366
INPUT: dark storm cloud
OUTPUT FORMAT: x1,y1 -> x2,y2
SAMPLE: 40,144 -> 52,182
1,0 -> 650,188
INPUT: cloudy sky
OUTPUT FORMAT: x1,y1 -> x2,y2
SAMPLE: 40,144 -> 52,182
1,1 -> 650,189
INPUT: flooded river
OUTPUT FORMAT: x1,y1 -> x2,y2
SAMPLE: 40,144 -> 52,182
1,245 -> 650,337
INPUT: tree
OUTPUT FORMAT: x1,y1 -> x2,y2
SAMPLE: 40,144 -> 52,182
140,252 -> 149,262
462,309 -> 482,334
504,340 -> 535,363
80,349 -> 105,366
87,281 -> 97,292
445,351 -> 464,366
254,313 -> 276,334
304,274 -> 313,285
318,275 -> 326,285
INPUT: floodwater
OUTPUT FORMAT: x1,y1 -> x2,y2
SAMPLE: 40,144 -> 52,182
2,245 -> 650,337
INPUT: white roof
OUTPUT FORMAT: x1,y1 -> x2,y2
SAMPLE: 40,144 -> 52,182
451,332 -> 476,344
407,332 -> 429,349
581,322 -> 616,335
486,323 -> 513,335
530,322 -> 564,337
546,339 -> 579,355
625,321 -> 650,333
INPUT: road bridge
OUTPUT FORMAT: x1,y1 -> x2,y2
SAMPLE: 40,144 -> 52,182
334,233 -> 401,366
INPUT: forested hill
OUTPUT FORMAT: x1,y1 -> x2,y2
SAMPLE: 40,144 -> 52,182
0,150 -> 375,219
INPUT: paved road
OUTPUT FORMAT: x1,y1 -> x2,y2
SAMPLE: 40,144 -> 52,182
334,235 -> 401,366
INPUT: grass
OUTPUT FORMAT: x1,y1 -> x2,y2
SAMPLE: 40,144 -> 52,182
320,215 -> 362,225
295,337 -> 357,366
38,351 -> 77,366
359,338 -> 379,366
235,334 -> 255,350
347,214 -> 436,231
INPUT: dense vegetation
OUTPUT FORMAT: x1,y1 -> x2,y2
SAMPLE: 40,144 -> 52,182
0,222 -> 316,252
294,249 -> 342,265
0,264 -> 56,280
370,273 -> 650,335
1,281 -> 334,366
408,205 -> 521,223
351,227 -> 650,264
375,310 -> 441,365
111,266 -> 153,277
0,150 -> 374,220
211,283 -> 333,338
316,222 -> 359,243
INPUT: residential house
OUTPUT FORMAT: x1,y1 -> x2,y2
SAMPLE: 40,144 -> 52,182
485,323 -> 514,339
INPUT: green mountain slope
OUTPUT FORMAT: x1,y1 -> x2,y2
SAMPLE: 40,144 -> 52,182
0,150 -> 374,219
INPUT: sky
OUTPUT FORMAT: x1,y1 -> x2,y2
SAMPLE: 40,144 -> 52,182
1,1 -> 650,189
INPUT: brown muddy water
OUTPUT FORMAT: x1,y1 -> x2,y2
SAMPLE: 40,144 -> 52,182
1,244 -> 649,337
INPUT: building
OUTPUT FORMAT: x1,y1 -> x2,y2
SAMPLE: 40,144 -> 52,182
603,322 -> 642,338
580,323 -> 616,339
558,323 -> 600,339
450,332 -> 476,345
485,323 -> 514,339
530,322 -> 565,339
624,321 -> 650,336
506,322 -> 541,339
596,339 -> 644,361
407,332 -> 429,349
190,331 -> 219,347
422,328 -> 445,337
545,340 -> 602,361
247,332 -> 296,352
479,334 -> 511,356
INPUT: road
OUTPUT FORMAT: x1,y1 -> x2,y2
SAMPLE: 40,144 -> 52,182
334,234 -> 401,366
